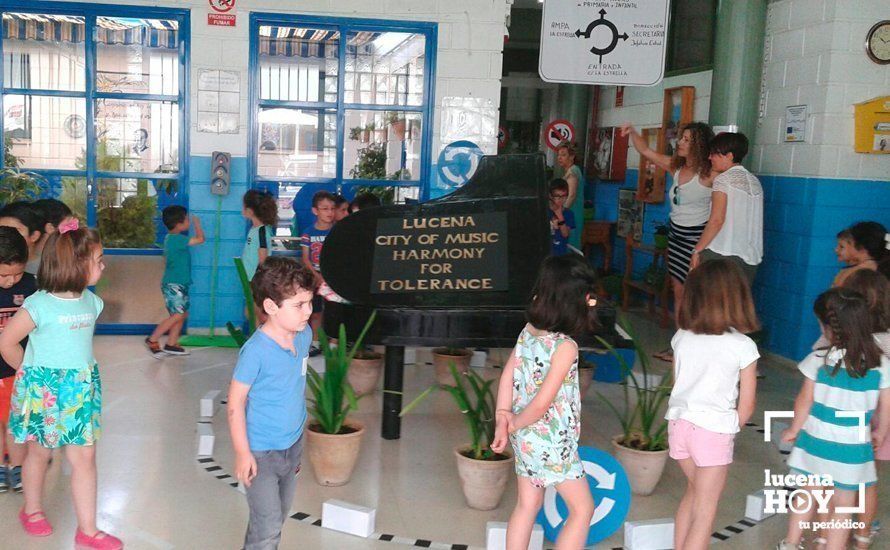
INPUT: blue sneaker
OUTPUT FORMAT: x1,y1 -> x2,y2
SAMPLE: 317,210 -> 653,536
9,465 -> 21,493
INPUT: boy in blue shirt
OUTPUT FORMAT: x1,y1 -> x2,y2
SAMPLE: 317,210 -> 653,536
146,206 -> 204,358
549,178 -> 575,256
0,227 -> 36,493
228,257 -> 317,550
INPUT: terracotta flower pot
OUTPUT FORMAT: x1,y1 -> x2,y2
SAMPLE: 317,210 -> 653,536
578,365 -> 595,398
306,421 -> 365,487
390,120 -> 406,141
611,435 -> 668,496
432,348 -> 473,385
348,352 -> 383,396
453,446 -> 514,510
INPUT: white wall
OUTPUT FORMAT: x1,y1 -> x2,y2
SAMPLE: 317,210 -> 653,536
597,70 -> 713,171
752,0 -> 890,180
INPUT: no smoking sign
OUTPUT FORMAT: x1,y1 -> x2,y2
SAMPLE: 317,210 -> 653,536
544,119 -> 575,151
208,0 -> 236,27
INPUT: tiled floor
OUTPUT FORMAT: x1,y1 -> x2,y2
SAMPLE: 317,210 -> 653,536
0,312 -> 885,549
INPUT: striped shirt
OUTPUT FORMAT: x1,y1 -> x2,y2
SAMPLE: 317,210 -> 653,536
787,349 -> 890,490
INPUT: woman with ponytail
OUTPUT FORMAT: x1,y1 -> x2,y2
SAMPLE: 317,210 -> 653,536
0,220 -> 121,549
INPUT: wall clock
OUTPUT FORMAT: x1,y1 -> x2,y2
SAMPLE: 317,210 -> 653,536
865,20 -> 890,65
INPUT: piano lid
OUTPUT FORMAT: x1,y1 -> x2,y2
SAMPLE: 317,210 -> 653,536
319,154 -> 550,308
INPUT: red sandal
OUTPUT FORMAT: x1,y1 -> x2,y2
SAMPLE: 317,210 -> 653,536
75,529 -> 123,550
19,507 -> 53,537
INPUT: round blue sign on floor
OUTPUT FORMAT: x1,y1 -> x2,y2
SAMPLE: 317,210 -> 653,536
535,446 -> 631,546
436,140 -> 483,189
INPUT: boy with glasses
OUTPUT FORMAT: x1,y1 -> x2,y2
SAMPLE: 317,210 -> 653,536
549,179 -> 575,256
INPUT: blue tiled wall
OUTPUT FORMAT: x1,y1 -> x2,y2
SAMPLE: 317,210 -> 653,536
187,155 -> 249,330
591,170 -> 890,361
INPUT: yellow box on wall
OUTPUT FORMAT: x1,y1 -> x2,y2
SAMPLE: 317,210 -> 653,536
854,96 -> 890,154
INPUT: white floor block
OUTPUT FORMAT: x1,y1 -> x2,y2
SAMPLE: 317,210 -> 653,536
485,521 -> 543,550
200,390 -> 220,418
471,350 -> 487,368
321,499 -> 376,538
745,490 -> 776,521
404,348 -> 417,365
770,421 -> 793,452
624,518 -> 675,549
197,423 -> 215,458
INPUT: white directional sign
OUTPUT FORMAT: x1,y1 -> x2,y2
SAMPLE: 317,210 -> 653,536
539,0 -> 671,86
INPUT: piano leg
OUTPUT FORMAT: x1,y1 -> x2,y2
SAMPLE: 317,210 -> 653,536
382,345 -> 404,440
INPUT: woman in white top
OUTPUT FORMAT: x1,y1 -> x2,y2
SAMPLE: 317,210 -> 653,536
690,133 -> 763,285
622,122 -> 715,360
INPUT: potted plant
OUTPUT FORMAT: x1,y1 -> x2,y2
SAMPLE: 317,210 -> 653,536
386,112 -> 406,141
348,348 -> 384,396
1,137 -> 45,206
653,223 -> 669,249
348,126 -> 363,142
361,122 -> 375,143
401,364 -> 513,510
349,142 -> 387,180
305,314 -> 376,487
578,358 -> 596,398
431,347 -> 473,385
595,320 -> 673,495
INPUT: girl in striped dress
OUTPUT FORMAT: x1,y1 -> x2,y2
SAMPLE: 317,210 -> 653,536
778,288 -> 890,550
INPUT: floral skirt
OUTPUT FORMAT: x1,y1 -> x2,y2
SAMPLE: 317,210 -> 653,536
9,364 -> 101,448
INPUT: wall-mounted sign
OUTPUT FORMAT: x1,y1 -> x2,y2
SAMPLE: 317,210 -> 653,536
539,0 -> 670,86
437,140 -> 484,189
208,0 -> 236,27
197,69 -> 240,134
544,119 -> 575,150
370,212 -> 508,294
785,105 -> 807,142
497,126 -> 509,149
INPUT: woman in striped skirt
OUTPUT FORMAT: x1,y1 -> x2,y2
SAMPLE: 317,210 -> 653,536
621,122 -> 715,360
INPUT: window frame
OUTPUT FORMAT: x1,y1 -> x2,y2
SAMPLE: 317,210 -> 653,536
664,0 -> 718,77
0,0 -> 190,256
248,13 -> 437,202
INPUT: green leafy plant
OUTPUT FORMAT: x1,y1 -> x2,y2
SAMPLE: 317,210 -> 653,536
401,363 -> 501,461
349,142 -> 387,180
307,313 -> 377,435
595,319 -> 673,452
226,257 -> 256,347
389,168 -> 412,181
0,136 -> 45,206
96,193 -> 156,248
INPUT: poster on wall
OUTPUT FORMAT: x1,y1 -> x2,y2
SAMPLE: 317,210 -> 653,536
589,126 -> 628,181
661,86 -> 694,157
636,127 -> 665,203
539,0 -> 670,86
784,105 -> 807,142
617,189 -> 644,242
197,69 -> 240,134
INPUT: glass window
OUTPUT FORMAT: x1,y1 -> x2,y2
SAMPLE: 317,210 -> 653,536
345,31 -> 425,106
251,17 -> 432,233
666,0 -> 717,73
2,13 -> 86,91
0,5 -> 187,250
2,94 -> 87,169
256,107 -> 336,179
96,17 -> 180,95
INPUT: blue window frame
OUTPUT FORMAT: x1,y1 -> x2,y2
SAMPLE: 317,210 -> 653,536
248,13 -> 437,235
0,1 -> 190,255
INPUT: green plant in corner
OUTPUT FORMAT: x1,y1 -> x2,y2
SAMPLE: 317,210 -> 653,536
0,136 -> 45,206
595,318 -> 673,452
307,312 -> 377,435
401,363 -> 499,460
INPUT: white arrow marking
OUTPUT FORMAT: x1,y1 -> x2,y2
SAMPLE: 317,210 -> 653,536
582,460 -> 616,490
590,497 -> 614,525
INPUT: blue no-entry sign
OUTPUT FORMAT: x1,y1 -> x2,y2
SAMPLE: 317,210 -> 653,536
436,140 -> 484,189
536,446 -> 631,546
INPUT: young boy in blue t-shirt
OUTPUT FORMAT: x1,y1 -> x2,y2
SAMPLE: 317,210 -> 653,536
0,227 -> 36,493
548,178 -> 575,256
228,257 -> 317,549
146,206 -> 204,358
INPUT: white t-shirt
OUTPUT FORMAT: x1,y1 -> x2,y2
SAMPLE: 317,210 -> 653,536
706,165 -> 763,266
665,328 -> 760,434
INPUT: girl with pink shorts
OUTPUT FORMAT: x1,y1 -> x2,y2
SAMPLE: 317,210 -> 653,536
664,259 -> 761,550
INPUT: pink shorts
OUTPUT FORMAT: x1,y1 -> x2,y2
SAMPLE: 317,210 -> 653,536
668,419 -> 735,467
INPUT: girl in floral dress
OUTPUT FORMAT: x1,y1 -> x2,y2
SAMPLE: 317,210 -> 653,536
491,255 -> 599,550
0,220 -> 122,550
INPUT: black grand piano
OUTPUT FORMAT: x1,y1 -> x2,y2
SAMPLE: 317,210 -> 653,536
320,154 -> 616,439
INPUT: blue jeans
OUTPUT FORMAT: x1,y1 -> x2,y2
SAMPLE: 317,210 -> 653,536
243,436 -> 304,550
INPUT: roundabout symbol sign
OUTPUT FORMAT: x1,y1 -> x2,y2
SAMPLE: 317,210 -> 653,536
436,140 -> 484,189
536,446 -> 631,546
575,9 -> 629,64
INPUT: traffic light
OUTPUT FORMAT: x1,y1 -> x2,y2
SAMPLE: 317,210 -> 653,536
210,151 -> 230,195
